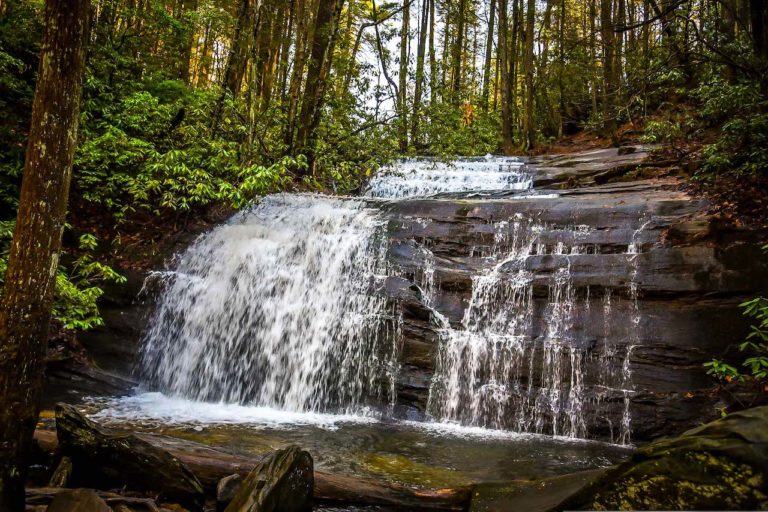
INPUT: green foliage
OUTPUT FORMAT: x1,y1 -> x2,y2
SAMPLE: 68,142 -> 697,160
696,78 -> 768,178
421,103 -> 501,157
706,296 -> 768,384
76,86 -> 294,219
0,222 -> 125,331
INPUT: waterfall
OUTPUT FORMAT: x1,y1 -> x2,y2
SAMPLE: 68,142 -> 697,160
140,194 -> 398,414
136,157 -> 645,443
364,156 -> 530,198
425,219 -> 602,437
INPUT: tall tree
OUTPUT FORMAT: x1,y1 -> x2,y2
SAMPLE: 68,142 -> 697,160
481,0 -> 497,110
398,0 -> 410,151
523,0 -> 535,149
450,0 -> 467,100
0,0 -> 89,509
294,0 -> 346,172
600,0 -> 616,136
412,0 -> 430,146
498,0 -> 515,153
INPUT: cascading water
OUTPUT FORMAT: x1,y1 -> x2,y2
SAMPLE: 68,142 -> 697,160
140,194 -> 398,413
365,156 -> 530,198
424,219 -> 605,438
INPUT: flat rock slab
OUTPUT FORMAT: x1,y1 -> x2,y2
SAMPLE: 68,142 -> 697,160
470,469 -> 608,512
527,146 -> 654,187
46,489 -> 111,512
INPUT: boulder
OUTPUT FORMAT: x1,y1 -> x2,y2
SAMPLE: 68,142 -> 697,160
217,474 -> 243,511
471,405 -> 768,511
46,489 -> 111,512
55,403 -> 205,510
557,405 -> 768,510
224,445 -> 313,512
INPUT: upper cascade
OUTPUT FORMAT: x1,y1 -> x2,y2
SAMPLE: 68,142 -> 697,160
363,156 -> 530,198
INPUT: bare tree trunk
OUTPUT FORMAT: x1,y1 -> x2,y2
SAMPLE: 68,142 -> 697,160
284,0 -> 313,148
0,1 -> 89,509
398,0 -> 410,151
481,0 -> 497,110
498,0 -> 514,153
523,0 -> 535,149
412,0 -> 430,146
451,0 -> 467,100
600,0 -> 616,137
428,0 -> 437,106
294,0 -> 345,173
212,0 -> 253,130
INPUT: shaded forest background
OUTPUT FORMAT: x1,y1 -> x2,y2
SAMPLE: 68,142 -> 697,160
0,0 -> 767,332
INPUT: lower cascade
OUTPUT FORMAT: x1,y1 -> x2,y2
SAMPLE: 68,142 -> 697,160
141,194 -> 398,412
139,157 -> 646,444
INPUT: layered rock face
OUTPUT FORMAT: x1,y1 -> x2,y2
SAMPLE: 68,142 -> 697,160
378,151 -> 768,442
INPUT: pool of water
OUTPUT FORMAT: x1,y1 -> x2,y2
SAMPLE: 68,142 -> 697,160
80,393 -> 631,490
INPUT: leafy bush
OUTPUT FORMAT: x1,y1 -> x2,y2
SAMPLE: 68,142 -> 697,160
0,221 -> 125,330
695,78 -> 768,178
706,295 -> 768,384
76,85 -> 295,219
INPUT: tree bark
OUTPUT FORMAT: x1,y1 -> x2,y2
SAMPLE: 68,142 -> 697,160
411,0 -> 430,146
498,0 -> 515,153
481,0 -> 497,111
294,0 -> 346,173
0,0 -> 89,509
398,0 -> 410,151
450,0 -> 467,100
600,0 -> 616,137
523,0 -> 536,150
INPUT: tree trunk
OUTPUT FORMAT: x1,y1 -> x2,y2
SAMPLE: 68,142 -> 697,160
451,0 -> 467,100
481,0 -> 497,111
523,0 -> 535,150
411,0 -> 430,146
284,0 -> 313,149
428,0 -> 437,106
600,0 -> 616,137
0,0 -> 89,509
294,0 -> 345,173
398,0 -> 410,151
498,0 -> 515,153
212,0 -> 252,130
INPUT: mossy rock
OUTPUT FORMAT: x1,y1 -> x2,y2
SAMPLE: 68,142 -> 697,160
558,406 -> 768,511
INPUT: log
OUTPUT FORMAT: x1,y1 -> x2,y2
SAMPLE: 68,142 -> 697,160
37,428 -> 471,511
134,433 -> 471,510
54,403 -> 205,511
26,488 -> 160,512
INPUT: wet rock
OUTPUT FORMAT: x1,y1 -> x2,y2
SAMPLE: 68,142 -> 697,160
224,445 -> 313,512
470,468 -> 608,512
46,489 -> 111,512
382,174 -> 768,441
557,406 -> 768,510
55,403 -> 205,510
472,406 -> 768,511
48,456 -> 73,487
217,474 -> 243,511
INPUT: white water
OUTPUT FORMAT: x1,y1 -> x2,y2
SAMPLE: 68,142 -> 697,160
425,220 -> 604,437
140,194 -> 397,413
364,156 -> 531,198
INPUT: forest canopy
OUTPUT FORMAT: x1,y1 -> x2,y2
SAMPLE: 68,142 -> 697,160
0,0 -> 766,302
